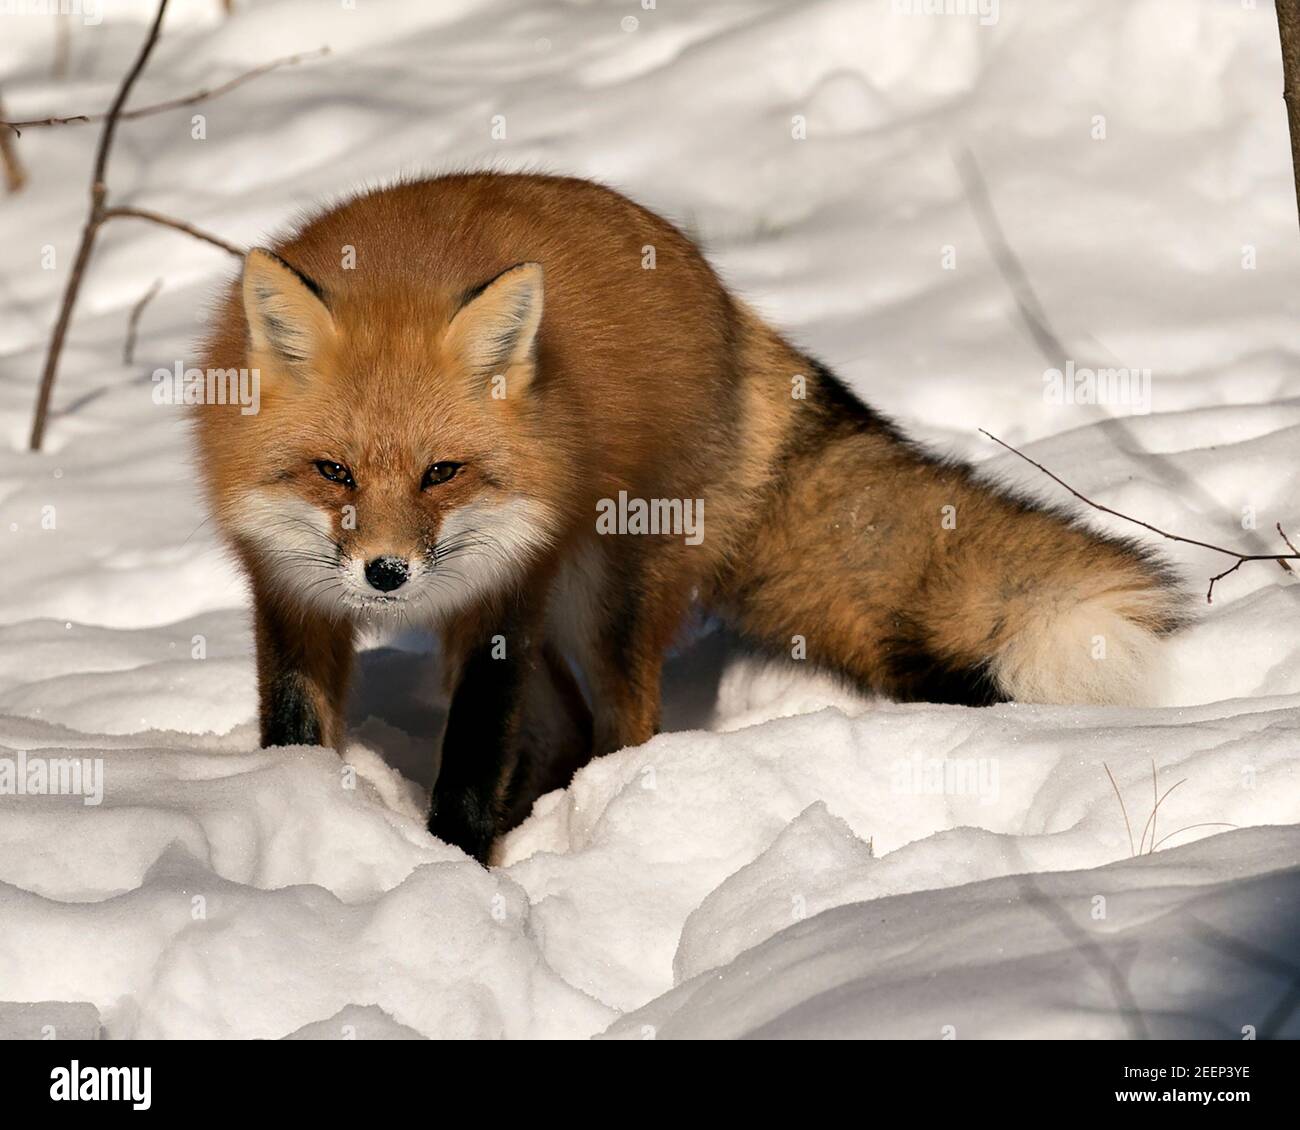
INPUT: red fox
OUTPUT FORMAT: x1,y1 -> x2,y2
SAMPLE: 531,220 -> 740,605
195,173 -> 1184,862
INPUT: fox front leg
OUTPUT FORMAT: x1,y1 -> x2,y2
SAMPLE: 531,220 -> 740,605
253,587 -> 354,750
430,629 -> 536,864
586,566 -> 693,757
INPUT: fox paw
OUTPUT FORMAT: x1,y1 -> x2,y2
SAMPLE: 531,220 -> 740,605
427,787 -> 496,865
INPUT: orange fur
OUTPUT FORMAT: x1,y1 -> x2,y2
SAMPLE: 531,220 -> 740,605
194,172 -> 1184,858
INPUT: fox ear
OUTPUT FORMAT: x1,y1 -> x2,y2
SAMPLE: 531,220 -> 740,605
242,248 -> 334,373
445,262 -> 543,391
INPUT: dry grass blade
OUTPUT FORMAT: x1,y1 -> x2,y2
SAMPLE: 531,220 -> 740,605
1152,822 -> 1239,851
1103,761 -> 1135,858
1139,777 -> 1187,856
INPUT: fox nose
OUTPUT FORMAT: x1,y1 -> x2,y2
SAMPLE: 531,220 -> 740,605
364,555 -> 409,593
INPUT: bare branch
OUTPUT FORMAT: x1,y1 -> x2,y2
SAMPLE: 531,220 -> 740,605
0,89 -> 26,192
103,206 -> 243,257
1206,559 -> 1248,605
29,0 -> 171,451
1,47 -> 328,136
1278,524 -> 1298,575
980,429 -> 1299,603
26,1 -> 288,450
1276,0 -> 1300,229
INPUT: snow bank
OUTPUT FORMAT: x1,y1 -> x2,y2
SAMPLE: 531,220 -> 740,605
606,825 -> 1300,1039
0,0 -> 1297,1038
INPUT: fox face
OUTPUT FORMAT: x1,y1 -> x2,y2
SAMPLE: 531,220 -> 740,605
216,249 -> 561,623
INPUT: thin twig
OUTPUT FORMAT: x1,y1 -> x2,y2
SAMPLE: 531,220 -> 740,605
103,206 -> 243,257
0,89 -> 26,192
122,277 -> 162,365
980,429 -> 1299,603
29,0 -> 171,452
1205,559 -> 1247,601
1277,0 -> 1300,230
1278,524 -> 1298,574
1,47 -> 329,136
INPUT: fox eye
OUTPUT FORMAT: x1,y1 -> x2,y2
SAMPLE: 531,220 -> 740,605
315,460 -> 354,487
422,462 -> 462,488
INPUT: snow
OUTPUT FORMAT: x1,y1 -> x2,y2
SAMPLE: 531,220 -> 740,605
606,824 -> 1300,1040
1,0 -> 1299,1039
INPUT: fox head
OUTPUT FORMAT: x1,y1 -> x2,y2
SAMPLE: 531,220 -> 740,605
212,248 -> 564,622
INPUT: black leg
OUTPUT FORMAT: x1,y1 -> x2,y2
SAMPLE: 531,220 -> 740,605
253,590 -> 353,750
429,632 -> 533,863
260,669 -> 324,746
